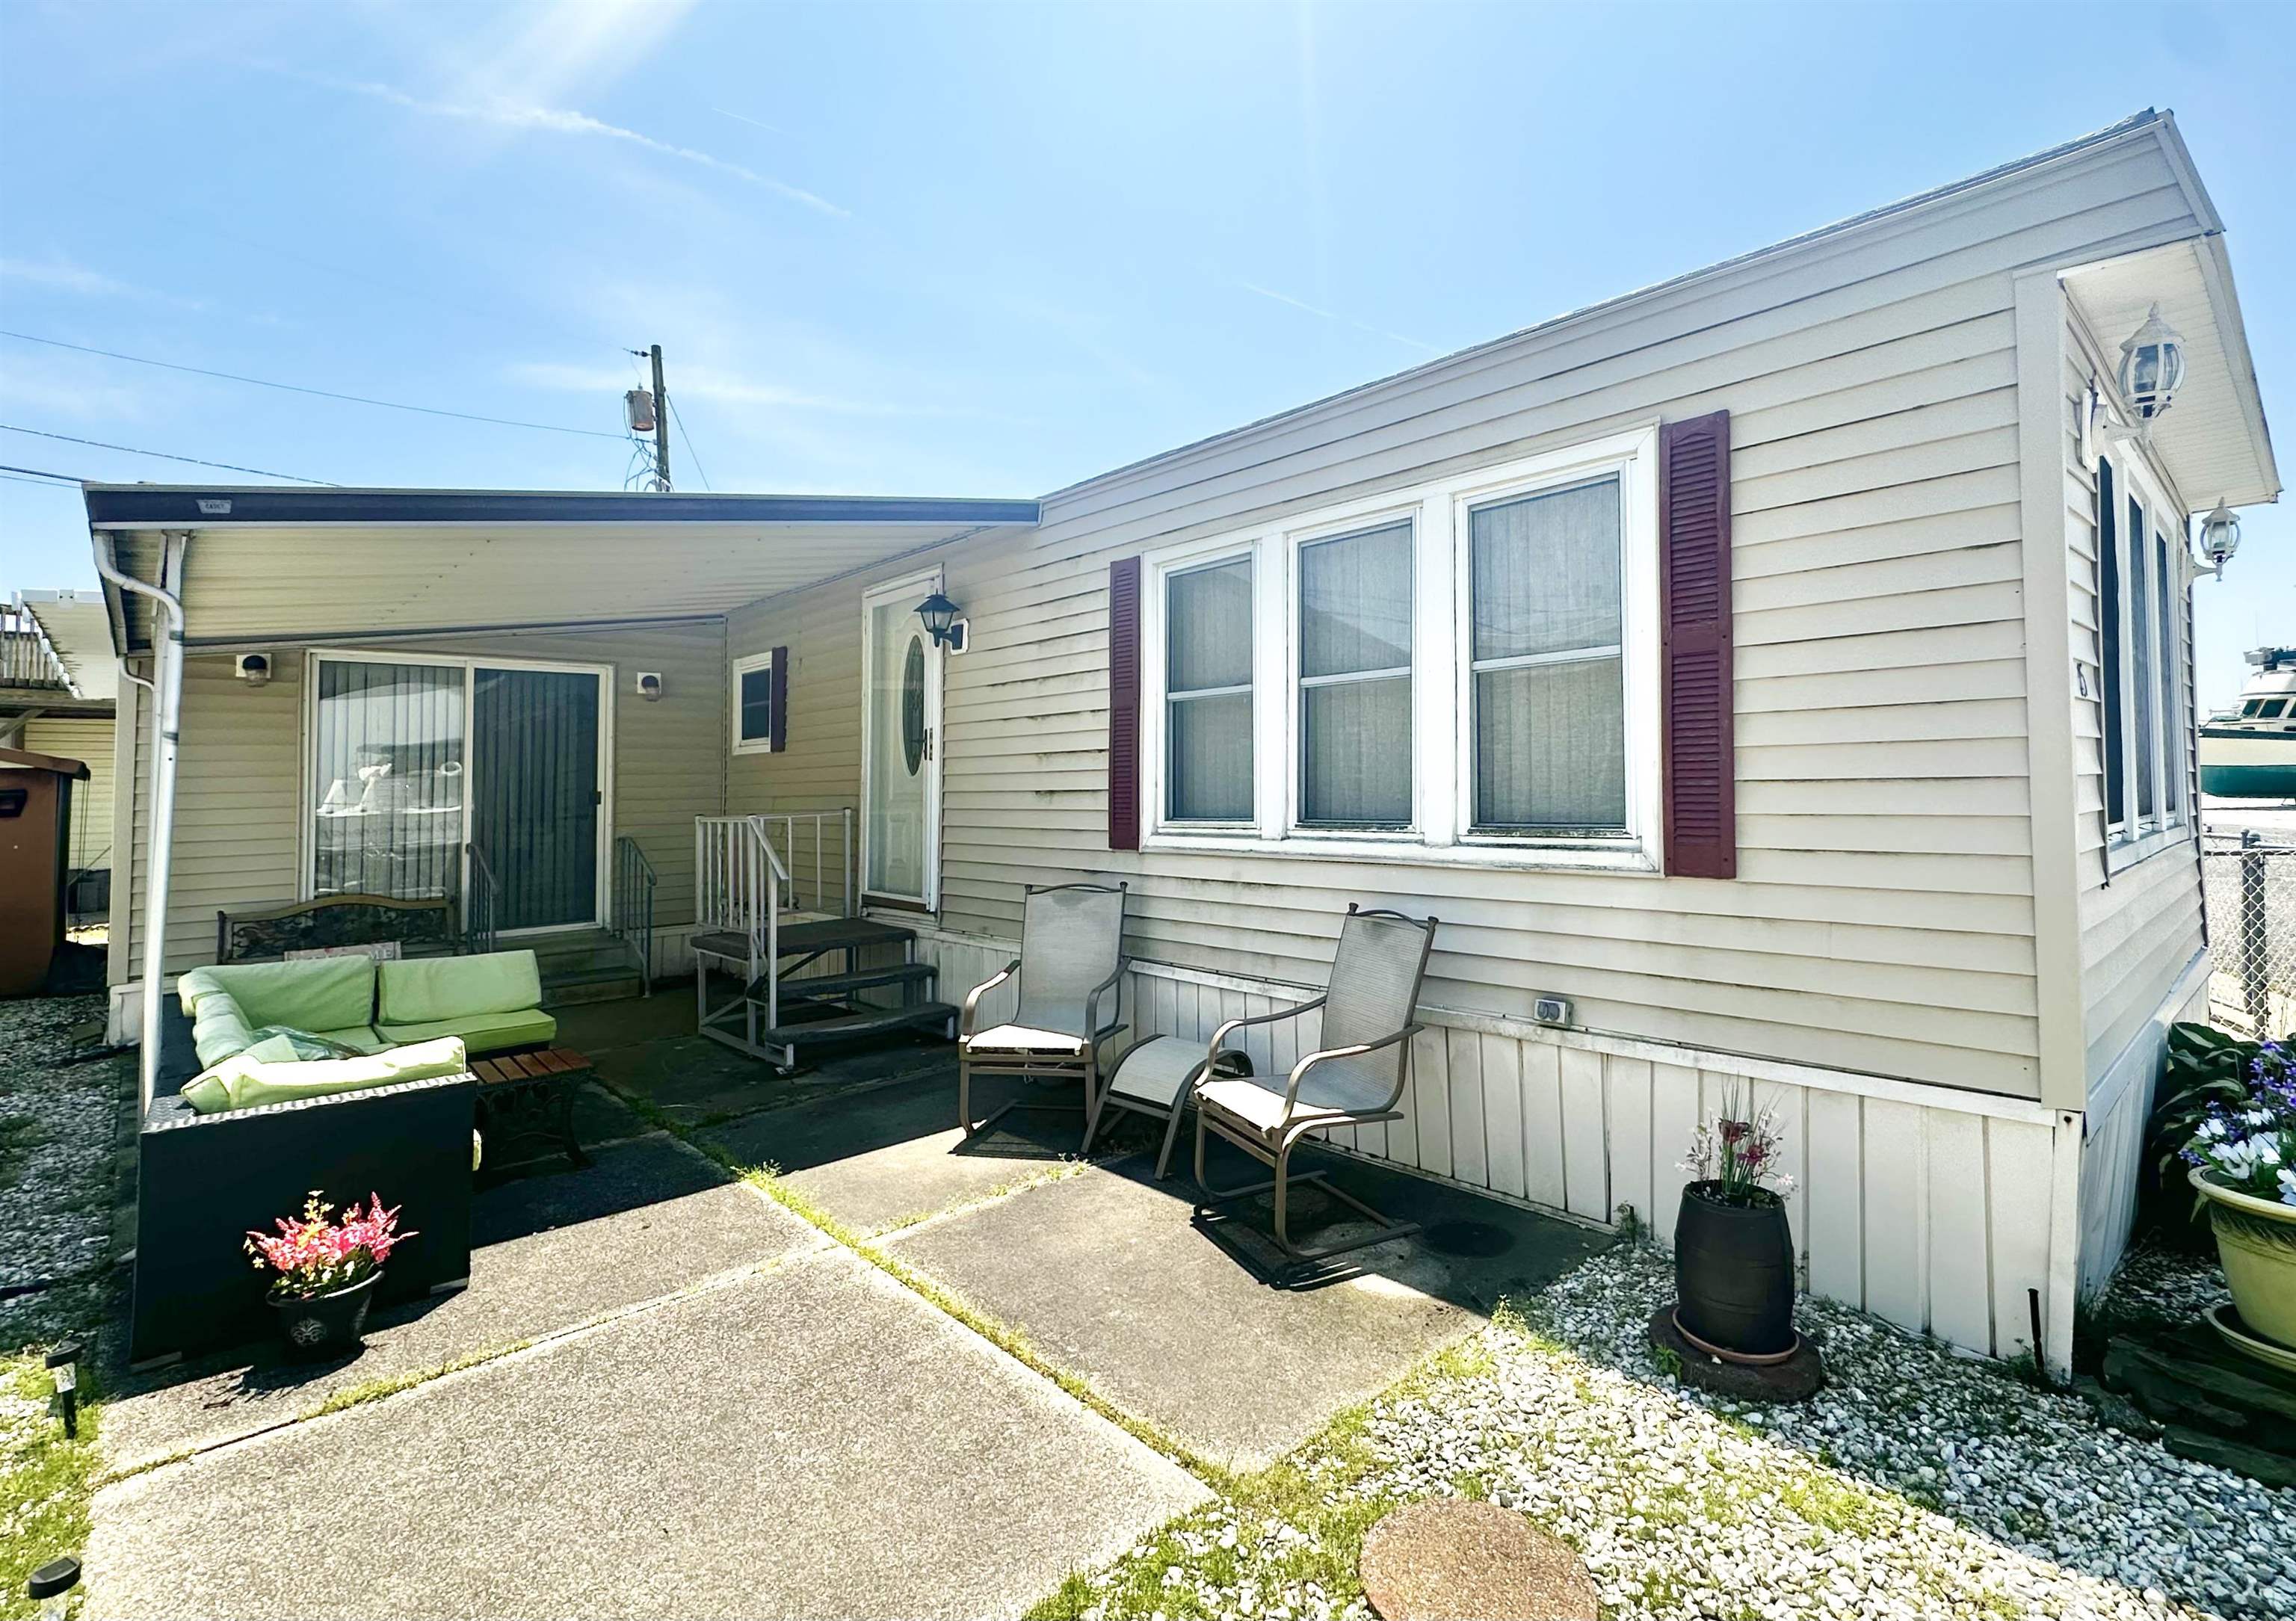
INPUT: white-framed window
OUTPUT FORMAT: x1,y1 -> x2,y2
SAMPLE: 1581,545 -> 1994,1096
1138,424 -> 1662,871
730,649 -> 777,756
2096,451 -> 2191,865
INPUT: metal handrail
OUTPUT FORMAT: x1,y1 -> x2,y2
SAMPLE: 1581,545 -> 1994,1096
749,809 -> 854,916
612,835 -> 657,995
695,814 -> 788,1031
465,841 -> 499,957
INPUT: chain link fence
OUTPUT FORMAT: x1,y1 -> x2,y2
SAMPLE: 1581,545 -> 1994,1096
2202,832 -> 2296,1037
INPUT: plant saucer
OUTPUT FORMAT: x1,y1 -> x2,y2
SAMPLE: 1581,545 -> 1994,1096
2205,1303 -> 2296,1376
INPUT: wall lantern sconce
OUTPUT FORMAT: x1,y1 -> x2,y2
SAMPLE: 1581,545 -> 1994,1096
2087,303 -> 2187,454
916,591 -> 968,652
2194,499 -> 2241,583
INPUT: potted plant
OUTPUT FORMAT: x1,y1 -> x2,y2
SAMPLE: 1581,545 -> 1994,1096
1673,1090 -> 1798,1359
2181,1038 -> 2296,1355
245,1192 -> 412,1357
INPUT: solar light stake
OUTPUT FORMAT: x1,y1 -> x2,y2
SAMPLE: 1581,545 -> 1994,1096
45,1341 -> 81,1438
28,1555 -> 81,1621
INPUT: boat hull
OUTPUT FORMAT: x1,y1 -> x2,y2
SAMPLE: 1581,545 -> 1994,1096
2200,732 -> 2296,800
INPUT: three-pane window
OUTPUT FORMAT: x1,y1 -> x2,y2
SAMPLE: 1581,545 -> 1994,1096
1164,557 -> 1255,822
2095,454 -> 2188,850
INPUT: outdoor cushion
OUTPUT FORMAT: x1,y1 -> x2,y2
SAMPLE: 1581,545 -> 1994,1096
176,957 -> 377,1034
1195,1076 -> 1360,1139
376,1007 -> 557,1055
179,1036 -> 469,1116
189,997 -> 258,1069
377,951 -> 543,1025
962,1022 -> 1087,1056
312,1025 -> 390,1055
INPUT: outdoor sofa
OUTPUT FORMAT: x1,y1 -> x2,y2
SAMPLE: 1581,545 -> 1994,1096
129,950 -> 556,1365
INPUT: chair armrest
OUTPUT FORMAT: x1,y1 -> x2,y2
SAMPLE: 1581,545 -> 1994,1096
961,960 -> 1022,1038
1207,997 -> 1327,1066
1280,1022 -> 1423,1117
1084,960 -> 1129,1043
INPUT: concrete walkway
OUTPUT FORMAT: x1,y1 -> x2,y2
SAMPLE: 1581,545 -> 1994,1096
89,1008 -> 1605,1618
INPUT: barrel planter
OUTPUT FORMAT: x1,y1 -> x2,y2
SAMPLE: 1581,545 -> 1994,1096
2191,1169 -> 2296,1353
1674,1181 -> 1797,1357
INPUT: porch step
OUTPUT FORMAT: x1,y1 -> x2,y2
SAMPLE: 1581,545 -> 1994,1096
770,963 -> 939,1004
760,1001 -> 957,1047
540,964 -> 643,1008
773,917 -> 916,956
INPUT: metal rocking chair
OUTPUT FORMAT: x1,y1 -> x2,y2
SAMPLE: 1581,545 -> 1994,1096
1193,904 -> 1437,1277
957,882 -> 1129,1138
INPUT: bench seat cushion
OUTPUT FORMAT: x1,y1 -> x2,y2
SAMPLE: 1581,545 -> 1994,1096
178,957 -> 377,1034
377,1007 -> 557,1055
179,1036 -> 469,1115
377,951 -> 543,1024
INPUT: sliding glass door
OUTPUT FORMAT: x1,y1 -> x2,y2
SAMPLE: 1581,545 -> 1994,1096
309,654 -> 608,933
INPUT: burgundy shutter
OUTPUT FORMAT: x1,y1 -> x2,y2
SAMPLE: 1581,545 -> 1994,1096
1660,412 -> 1736,878
1108,558 -> 1142,850
768,645 -> 789,753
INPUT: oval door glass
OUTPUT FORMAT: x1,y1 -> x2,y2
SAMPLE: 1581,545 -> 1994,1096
865,599 -> 930,900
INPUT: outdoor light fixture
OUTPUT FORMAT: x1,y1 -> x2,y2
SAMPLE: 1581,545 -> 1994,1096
2196,499 -> 2242,582
234,652 -> 271,688
915,591 -> 967,652
635,671 -> 664,702
2108,303 -> 2185,439
27,1555 -> 79,1621
45,1340 -> 80,1438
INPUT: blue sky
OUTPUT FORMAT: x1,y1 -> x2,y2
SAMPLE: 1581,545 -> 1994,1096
0,0 -> 2286,706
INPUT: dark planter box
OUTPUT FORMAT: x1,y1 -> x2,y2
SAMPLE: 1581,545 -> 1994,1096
1675,1181 -> 1797,1356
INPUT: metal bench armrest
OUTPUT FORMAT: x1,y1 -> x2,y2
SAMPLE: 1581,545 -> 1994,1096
1280,1022 -> 1423,1122
961,960 -> 1022,1039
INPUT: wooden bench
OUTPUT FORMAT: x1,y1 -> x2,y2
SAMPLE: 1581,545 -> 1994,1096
218,893 -> 462,963
472,1048 -> 593,1176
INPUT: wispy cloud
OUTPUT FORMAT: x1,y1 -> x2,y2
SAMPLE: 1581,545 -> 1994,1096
297,72 -> 850,220
0,256 -> 208,312
713,106 -> 792,138
1230,279 -> 1442,356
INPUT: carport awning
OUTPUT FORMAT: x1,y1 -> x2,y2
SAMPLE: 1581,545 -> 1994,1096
84,486 -> 1040,654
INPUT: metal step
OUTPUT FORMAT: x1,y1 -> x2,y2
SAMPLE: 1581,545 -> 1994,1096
760,1001 -> 956,1047
770,963 -> 938,1003
773,917 -> 917,955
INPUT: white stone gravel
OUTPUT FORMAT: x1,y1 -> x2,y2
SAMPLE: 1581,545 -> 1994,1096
1054,1246 -> 2296,1621
0,993 -> 123,1315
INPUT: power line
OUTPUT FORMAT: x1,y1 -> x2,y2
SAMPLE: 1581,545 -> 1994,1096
0,462 -> 86,484
0,469 -> 84,489
667,392 -> 712,492
0,424 -> 336,485
0,330 -> 626,442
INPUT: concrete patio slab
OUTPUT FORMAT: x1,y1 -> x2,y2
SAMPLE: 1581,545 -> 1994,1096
883,1147 -> 1608,1469
90,1246 -> 1210,1621
102,1133 -> 823,1472
700,1070 -> 1093,1235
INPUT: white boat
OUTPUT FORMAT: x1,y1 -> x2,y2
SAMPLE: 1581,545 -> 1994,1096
2200,647 -> 2296,800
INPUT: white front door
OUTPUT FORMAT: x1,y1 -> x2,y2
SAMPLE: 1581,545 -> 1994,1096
861,572 -> 941,907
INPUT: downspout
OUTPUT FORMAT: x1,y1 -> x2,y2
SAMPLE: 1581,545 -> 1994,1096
94,531 -> 188,1114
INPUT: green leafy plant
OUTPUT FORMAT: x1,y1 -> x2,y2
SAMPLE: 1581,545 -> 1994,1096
2149,1023 -> 2279,1185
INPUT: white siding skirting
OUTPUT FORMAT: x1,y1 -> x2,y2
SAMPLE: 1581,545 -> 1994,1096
905,921 -> 2080,1370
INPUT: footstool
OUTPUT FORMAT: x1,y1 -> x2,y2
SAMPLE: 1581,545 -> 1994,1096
1082,1034 -> 1250,1179
472,1048 -> 593,1176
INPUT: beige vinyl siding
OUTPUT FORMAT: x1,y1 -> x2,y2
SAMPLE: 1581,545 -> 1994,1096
921,135 -> 2206,1102
22,715 -> 116,873
2061,307 -> 2207,1090
118,622 -> 725,976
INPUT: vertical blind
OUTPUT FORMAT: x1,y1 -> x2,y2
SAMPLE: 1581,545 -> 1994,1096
1298,522 -> 1413,827
1469,478 -> 1626,830
1164,557 -> 1254,821
311,660 -> 466,900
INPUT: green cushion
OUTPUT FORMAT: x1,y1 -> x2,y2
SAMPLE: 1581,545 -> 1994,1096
175,957 -> 377,1033
178,1036 -> 469,1115
312,1025 -> 389,1056
376,1007 -> 557,1056
191,996 -> 257,1069
377,951 -> 543,1025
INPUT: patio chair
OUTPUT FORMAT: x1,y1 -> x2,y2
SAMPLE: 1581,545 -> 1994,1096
958,882 -> 1129,1138
1193,904 -> 1437,1277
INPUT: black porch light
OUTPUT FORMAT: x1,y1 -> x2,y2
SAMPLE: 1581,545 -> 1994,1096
916,591 -> 967,652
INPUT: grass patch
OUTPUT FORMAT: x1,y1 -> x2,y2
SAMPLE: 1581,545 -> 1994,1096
2,1340 -> 101,1621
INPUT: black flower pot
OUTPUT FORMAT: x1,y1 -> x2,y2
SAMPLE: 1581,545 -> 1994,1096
1674,1182 -> 1795,1356
269,1272 -> 380,1359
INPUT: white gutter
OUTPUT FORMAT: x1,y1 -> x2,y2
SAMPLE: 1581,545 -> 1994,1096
94,531 -> 188,1114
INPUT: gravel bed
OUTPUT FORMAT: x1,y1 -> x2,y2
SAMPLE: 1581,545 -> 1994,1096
2096,1235 -> 2232,1327
1046,1247 -> 2296,1621
0,994 -> 124,1317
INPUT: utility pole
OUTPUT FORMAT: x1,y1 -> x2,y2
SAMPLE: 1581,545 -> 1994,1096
649,344 -> 672,492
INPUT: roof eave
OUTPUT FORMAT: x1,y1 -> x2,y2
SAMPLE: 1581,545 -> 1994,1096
80,486 -> 1043,531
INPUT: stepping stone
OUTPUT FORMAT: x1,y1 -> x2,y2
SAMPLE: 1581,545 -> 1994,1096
1647,1305 -> 1826,1404
1360,1498 -> 1597,1621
